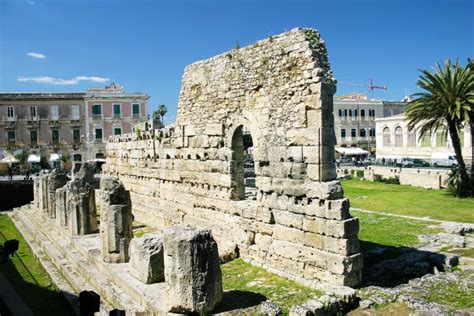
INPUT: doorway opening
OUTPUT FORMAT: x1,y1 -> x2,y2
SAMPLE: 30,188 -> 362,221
231,125 -> 256,200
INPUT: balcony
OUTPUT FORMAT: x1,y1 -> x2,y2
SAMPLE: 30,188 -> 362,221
69,114 -> 81,121
92,114 -> 102,119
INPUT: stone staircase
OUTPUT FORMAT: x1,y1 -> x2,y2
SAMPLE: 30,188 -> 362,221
10,204 -> 166,315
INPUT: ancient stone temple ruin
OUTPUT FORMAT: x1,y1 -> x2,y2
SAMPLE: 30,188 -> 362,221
104,27 -> 362,287
12,28 -> 362,314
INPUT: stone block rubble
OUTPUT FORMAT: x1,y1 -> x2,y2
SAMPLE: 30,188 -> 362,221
164,225 -> 223,314
129,233 -> 164,284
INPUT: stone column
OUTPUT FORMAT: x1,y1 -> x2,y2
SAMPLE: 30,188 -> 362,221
100,176 -> 133,263
163,225 -> 223,314
55,186 -> 68,227
68,163 -> 98,235
47,170 -> 69,219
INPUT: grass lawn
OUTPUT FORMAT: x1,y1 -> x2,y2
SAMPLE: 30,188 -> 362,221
342,178 -> 474,223
353,210 -> 440,265
221,258 -> 322,315
0,213 -> 74,316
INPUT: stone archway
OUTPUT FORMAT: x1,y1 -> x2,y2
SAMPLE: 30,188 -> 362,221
230,125 -> 256,200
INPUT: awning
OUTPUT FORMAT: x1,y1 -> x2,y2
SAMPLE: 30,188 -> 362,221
335,147 -> 370,156
28,154 -> 41,163
0,155 -> 19,163
86,158 -> 106,163
49,153 -> 61,161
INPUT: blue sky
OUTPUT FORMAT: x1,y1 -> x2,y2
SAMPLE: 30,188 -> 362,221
1,0 -> 473,125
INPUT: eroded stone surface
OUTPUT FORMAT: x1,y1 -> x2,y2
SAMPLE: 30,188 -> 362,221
129,233 -> 164,284
164,225 -> 223,314
102,28 -> 362,288
100,176 -> 133,263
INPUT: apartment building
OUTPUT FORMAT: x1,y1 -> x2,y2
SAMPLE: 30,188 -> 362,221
0,83 -> 148,168
334,93 -> 406,151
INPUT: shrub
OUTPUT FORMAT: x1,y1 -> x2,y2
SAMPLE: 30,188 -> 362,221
374,174 -> 400,185
356,170 -> 364,178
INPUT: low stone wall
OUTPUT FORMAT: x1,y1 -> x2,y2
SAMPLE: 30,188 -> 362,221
363,166 -> 451,189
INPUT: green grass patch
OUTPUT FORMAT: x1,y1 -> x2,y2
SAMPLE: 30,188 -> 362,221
221,258 -> 322,315
349,302 -> 412,315
342,178 -> 474,223
419,272 -> 474,309
440,245 -> 474,258
0,214 -> 74,316
353,210 -> 440,265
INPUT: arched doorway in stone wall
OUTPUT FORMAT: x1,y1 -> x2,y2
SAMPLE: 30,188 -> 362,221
231,125 -> 256,200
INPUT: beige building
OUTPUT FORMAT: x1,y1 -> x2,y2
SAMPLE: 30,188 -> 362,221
334,93 -> 406,151
375,114 -> 473,167
0,83 -> 149,169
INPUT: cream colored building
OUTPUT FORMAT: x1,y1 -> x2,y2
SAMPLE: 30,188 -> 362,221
334,94 -> 406,151
375,114 -> 473,167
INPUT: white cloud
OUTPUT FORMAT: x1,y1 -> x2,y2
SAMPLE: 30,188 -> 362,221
26,52 -> 46,59
27,0 -> 35,4
17,76 -> 109,85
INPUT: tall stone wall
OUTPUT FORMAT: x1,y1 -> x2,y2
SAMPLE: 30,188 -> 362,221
104,28 -> 362,287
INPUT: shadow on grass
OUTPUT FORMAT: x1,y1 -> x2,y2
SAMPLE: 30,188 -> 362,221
213,290 -> 268,313
0,248 -> 77,316
358,240 -> 456,288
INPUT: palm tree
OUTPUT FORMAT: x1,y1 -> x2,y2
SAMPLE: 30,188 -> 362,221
157,104 -> 168,124
406,59 -> 474,196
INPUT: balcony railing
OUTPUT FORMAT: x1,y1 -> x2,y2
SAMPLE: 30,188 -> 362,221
70,114 -> 81,121
5,115 -> 17,122
50,115 -> 60,121
92,114 -> 102,119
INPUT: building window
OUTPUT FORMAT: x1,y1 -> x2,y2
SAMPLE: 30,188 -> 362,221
421,132 -> 431,147
341,129 -> 346,138
349,109 -> 353,117
383,127 -> 391,147
436,130 -> 447,147
114,127 -> 122,135
73,154 -> 82,162
30,106 -> 38,120
344,109 -> 348,117
7,106 -> 15,121
73,129 -> 81,143
71,105 -> 80,120
52,129 -> 59,145
369,109 -> 375,117
394,126 -> 403,147
7,131 -> 15,145
351,128 -> 356,138
30,130 -> 38,145
361,109 -> 365,118
113,104 -> 121,118
360,129 -> 366,137
96,152 -> 105,159
95,128 -> 103,141
354,109 -> 358,117
369,128 -> 376,137
338,109 -> 342,117
407,129 -> 416,147
132,103 -> 140,117
92,104 -> 102,118
51,105 -> 59,121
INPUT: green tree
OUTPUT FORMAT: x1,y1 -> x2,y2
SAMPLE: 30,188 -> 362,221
406,59 -> 474,197
157,104 -> 168,124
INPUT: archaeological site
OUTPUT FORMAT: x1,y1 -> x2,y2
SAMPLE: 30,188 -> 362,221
11,28 -> 374,314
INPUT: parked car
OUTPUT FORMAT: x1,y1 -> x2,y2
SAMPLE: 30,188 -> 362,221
431,152 -> 458,168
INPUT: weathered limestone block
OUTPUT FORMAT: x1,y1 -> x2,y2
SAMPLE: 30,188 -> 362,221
55,186 -> 68,226
100,176 -> 133,263
69,163 -> 98,235
129,233 -> 164,284
47,170 -> 70,219
163,225 -> 222,314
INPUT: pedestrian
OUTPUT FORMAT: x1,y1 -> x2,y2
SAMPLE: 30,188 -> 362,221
7,165 -> 13,180
382,157 -> 386,166
352,156 -> 356,166
25,168 -> 30,181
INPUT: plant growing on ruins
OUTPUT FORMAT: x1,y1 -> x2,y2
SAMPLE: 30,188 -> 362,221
406,59 -> 474,197
15,150 -> 28,166
135,127 -> 142,138
60,154 -> 70,163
